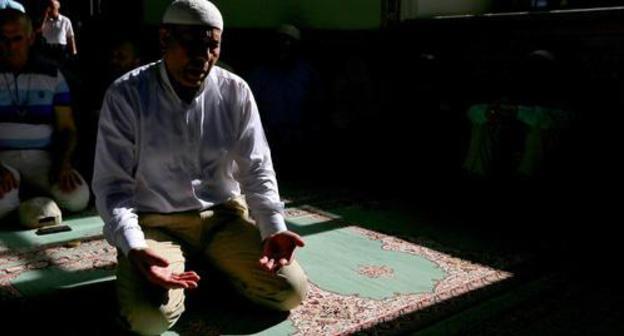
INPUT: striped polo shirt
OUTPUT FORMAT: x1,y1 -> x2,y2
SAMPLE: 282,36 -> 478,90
0,57 -> 71,149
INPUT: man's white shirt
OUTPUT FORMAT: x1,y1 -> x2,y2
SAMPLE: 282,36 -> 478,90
42,14 -> 74,45
93,61 -> 287,255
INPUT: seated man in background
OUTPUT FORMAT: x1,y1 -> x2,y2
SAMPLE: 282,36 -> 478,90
247,24 -> 324,178
0,8 -> 89,224
463,49 -> 573,179
109,38 -> 141,78
74,36 -> 144,184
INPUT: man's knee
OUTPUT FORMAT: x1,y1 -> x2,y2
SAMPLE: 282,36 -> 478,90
272,277 -> 308,311
116,250 -> 186,335
50,171 -> 90,212
246,262 -> 308,311
0,187 -> 20,219
122,303 -> 182,336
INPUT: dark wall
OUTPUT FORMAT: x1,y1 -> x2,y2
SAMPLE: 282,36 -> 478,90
21,3 -> 620,199
393,10 -> 623,183
211,10 -> 622,208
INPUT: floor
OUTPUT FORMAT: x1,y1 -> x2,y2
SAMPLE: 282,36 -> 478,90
0,175 -> 620,335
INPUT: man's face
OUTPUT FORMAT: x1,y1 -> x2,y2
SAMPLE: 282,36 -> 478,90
48,1 -> 60,18
110,42 -> 140,77
0,20 -> 33,70
276,34 -> 296,62
161,25 -> 221,88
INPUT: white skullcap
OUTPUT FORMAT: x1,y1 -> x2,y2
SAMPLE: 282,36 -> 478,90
529,49 -> 556,62
0,0 -> 26,13
19,197 -> 62,229
162,0 -> 223,30
276,24 -> 301,41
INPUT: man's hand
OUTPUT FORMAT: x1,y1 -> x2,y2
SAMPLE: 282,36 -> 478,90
128,248 -> 200,289
55,164 -> 82,193
259,231 -> 305,272
0,165 -> 17,198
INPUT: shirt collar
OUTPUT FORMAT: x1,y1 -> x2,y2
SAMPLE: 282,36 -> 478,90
158,60 -> 216,105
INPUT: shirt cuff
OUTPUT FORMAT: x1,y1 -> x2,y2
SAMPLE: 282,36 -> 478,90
256,212 -> 288,241
117,226 -> 148,256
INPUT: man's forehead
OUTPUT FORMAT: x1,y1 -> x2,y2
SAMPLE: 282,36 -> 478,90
1,21 -> 27,35
169,24 -> 221,38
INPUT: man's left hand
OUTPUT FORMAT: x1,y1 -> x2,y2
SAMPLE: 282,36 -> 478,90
259,231 -> 304,272
56,165 -> 82,192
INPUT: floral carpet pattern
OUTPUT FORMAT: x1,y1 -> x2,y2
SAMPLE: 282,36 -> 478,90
0,237 -> 116,300
174,207 -> 514,335
288,225 -> 511,335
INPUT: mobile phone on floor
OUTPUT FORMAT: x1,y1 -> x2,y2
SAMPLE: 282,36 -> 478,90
36,224 -> 72,235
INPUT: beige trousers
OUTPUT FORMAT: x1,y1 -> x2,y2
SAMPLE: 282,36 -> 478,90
116,197 -> 308,335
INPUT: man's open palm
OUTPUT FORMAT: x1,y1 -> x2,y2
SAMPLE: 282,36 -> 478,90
259,231 -> 305,272
129,248 -> 200,289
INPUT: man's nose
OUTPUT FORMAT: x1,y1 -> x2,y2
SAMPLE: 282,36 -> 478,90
188,47 -> 211,59
188,53 -> 212,67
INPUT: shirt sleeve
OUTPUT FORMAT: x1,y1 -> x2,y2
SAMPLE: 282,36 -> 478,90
65,17 -> 74,39
53,70 -> 71,107
232,82 -> 287,240
92,87 -> 147,255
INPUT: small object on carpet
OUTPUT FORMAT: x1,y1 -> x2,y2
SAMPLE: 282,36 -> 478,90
64,240 -> 82,248
35,225 -> 72,235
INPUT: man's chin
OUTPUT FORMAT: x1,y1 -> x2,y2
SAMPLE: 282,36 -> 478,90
182,73 -> 208,87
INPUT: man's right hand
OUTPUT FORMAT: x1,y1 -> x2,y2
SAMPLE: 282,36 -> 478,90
0,165 -> 18,199
128,248 -> 200,289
